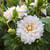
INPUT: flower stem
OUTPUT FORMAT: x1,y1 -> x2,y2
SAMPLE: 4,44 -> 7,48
15,22 -> 16,29
6,22 -> 10,28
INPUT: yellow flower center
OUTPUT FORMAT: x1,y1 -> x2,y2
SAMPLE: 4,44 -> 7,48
26,25 -> 34,31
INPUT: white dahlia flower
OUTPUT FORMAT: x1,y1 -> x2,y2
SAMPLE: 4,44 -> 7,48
16,15 -> 44,44
16,5 -> 28,18
3,6 -> 16,23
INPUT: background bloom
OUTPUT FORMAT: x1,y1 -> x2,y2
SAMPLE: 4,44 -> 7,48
16,5 -> 28,18
16,15 -> 44,44
4,6 -> 16,22
41,8 -> 47,15
30,0 -> 47,15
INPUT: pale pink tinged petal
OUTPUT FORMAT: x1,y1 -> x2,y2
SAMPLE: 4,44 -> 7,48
41,8 -> 47,15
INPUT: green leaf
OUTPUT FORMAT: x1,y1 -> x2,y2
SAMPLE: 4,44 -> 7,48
37,0 -> 43,7
37,46 -> 44,50
12,8 -> 18,22
12,9 -> 18,28
1,2 -> 4,8
23,46 -> 30,50
4,40 -> 11,46
6,0 -> 19,7
2,34 -> 11,40
13,9 -> 18,19
41,5 -> 47,9
0,17 -> 5,22
13,44 -> 17,50
47,8 -> 50,16
11,43 -> 18,50
44,23 -> 50,32
41,17 -> 50,32
0,22 -> 7,30
41,17 -> 50,23
30,46 -> 37,50
0,17 -> 6,23
43,30 -> 50,41
0,0 -> 2,2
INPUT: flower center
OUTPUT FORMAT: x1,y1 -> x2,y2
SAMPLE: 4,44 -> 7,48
26,25 -> 34,31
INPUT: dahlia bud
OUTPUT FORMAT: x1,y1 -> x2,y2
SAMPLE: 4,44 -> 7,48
36,40 -> 39,43
8,28 -> 12,33
39,38 -> 43,42
8,28 -> 16,35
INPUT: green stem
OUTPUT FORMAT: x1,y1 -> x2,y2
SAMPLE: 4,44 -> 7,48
15,22 -> 16,29
14,18 -> 17,29
6,22 -> 10,28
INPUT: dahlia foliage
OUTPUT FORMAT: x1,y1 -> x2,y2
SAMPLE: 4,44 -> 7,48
0,0 -> 50,50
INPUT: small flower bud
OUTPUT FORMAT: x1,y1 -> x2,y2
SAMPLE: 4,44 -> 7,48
8,28 -> 16,35
36,40 -> 39,43
8,28 -> 12,33
39,38 -> 43,42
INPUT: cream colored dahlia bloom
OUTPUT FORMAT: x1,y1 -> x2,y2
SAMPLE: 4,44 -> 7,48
3,7 -> 16,22
16,5 -> 28,18
16,15 -> 44,44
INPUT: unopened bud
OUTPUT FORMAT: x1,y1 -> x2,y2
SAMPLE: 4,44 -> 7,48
36,40 -> 39,43
8,28 -> 16,35
8,28 -> 12,33
39,38 -> 43,42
